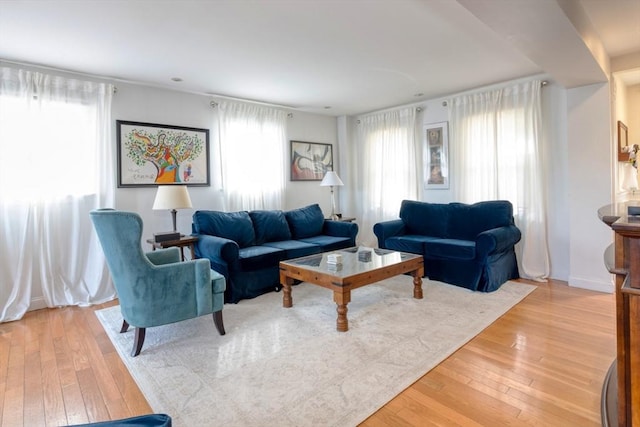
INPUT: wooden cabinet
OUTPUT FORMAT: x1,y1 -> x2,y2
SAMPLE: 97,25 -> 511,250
599,203 -> 640,426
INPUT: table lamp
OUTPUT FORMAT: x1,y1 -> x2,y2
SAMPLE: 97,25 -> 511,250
320,171 -> 344,220
152,185 -> 192,240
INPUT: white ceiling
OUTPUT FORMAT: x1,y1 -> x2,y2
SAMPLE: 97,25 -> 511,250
0,0 -> 638,116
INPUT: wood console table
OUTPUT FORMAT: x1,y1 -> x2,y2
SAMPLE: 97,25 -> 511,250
598,202 -> 640,426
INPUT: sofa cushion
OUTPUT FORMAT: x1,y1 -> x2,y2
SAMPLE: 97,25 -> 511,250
238,245 -> 284,270
424,239 -> 476,260
447,200 -> 513,240
249,210 -> 292,245
298,235 -> 352,252
284,204 -> 325,239
399,200 -> 449,238
385,235 -> 437,254
263,240 -> 321,259
193,210 -> 255,248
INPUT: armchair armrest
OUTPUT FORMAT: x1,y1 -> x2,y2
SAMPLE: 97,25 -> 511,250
145,247 -> 181,265
476,225 -> 522,258
373,220 -> 406,248
322,220 -> 358,240
194,234 -> 239,263
146,258 -> 217,319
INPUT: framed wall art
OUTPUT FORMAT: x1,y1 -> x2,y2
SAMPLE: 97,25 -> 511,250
117,120 -> 210,187
424,121 -> 449,189
618,120 -> 630,162
290,140 -> 333,181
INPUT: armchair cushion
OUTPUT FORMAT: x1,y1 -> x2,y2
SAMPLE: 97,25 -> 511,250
193,210 -> 255,248
284,203 -> 324,239
249,210 -> 292,245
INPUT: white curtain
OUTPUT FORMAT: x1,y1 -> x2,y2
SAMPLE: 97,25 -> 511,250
216,100 -> 287,211
0,67 -> 115,322
354,107 -> 419,246
448,80 -> 549,281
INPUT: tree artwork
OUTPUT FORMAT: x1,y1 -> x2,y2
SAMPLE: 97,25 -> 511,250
125,128 -> 204,184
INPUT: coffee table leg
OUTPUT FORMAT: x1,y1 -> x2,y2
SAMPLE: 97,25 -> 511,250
281,274 -> 294,308
333,290 -> 351,332
412,269 -> 424,299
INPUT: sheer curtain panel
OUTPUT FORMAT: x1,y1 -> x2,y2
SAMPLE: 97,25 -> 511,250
354,107 -> 419,246
0,67 -> 115,322
216,100 -> 287,211
448,80 -> 549,281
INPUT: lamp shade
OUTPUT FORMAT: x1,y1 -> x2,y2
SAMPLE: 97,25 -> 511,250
152,185 -> 193,210
320,171 -> 344,187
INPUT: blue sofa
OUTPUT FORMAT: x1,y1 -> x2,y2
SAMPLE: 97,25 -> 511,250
193,204 -> 358,303
373,200 -> 521,292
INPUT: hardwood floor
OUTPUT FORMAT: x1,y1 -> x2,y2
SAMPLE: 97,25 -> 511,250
0,279 -> 615,426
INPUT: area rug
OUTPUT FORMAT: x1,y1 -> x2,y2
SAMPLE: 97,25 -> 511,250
96,277 -> 535,427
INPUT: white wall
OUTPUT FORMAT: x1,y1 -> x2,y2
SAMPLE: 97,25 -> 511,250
112,82 -> 339,239
285,112 -> 338,213
566,82 -> 614,292
421,99 -> 453,204
628,84 -> 640,147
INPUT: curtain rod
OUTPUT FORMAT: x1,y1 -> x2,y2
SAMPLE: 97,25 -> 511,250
441,77 -> 549,106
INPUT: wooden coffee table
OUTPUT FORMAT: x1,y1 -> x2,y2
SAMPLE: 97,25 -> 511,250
279,247 -> 424,332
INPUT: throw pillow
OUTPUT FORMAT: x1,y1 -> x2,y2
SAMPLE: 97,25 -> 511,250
249,210 -> 292,245
193,210 -> 256,248
284,204 -> 324,239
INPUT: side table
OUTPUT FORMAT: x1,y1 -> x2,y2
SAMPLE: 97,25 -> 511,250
327,217 -> 356,223
146,235 -> 198,261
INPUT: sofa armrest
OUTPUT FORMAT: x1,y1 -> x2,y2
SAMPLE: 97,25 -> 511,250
373,220 -> 406,248
194,234 -> 239,264
145,247 -> 181,265
476,225 -> 522,258
322,220 -> 358,240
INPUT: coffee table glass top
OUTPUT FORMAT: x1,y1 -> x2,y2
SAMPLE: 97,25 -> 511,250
280,246 -> 420,278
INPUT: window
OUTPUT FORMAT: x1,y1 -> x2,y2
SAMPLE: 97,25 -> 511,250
0,95 -> 97,202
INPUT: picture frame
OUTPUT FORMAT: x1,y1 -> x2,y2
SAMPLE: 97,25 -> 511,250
290,140 -> 333,181
424,121 -> 449,189
117,120 -> 210,187
618,120 -> 629,162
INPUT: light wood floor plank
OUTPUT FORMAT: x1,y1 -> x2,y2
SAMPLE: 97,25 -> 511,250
0,279 -> 616,425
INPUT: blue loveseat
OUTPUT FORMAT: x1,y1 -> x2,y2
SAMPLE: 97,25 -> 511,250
193,204 -> 358,303
373,200 -> 521,292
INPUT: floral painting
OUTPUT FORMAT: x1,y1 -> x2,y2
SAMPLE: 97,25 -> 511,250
117,121 -> 210,187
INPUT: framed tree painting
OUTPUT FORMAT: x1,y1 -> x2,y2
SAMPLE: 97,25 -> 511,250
424,121 -> 449,189
290,140 -> 333,181
117,120 -> 210,187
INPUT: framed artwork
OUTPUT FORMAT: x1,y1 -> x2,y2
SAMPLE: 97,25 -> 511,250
424,121 -> 449,189
618,120 -> 629,162
117,120 -> 210,187
290,140 -> 333,181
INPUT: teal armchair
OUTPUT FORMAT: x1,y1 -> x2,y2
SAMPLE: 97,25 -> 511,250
90,209 -> 226,356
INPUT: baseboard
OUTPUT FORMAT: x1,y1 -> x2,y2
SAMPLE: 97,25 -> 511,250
569,275 -> 614,293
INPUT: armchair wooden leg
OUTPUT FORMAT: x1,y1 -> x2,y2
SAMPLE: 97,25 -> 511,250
213,310 -> 226,335
132,327 -> 146,357
120,320 -> 129,333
